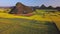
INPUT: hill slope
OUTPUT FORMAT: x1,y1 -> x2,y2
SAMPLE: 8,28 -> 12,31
0,18 -> 59,34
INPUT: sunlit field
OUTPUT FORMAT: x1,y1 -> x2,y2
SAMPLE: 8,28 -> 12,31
0,9 -> 60,34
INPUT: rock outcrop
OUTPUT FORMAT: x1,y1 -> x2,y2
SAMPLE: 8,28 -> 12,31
9,2 -> 33,15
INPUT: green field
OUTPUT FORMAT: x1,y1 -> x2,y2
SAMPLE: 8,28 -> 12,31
0,18 -> 59,34
0,9 -> 60,34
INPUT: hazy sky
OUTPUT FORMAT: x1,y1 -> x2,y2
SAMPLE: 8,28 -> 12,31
0,0 -> 60,7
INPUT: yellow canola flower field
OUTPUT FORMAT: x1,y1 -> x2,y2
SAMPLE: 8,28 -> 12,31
0,13 -> 51,21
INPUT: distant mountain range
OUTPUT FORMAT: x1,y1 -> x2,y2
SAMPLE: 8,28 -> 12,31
0,5 -> 60,11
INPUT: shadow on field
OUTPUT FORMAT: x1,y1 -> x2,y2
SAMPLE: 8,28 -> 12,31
0,18 -> 60,34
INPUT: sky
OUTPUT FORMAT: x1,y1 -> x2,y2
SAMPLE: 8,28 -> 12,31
0,0 -> 60,7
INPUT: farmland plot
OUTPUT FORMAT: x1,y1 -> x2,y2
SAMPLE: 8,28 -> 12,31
0,9 -> 60,34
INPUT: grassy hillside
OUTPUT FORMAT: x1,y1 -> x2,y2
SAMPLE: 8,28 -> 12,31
0,9 -> 60,34
0,18 -> 59,34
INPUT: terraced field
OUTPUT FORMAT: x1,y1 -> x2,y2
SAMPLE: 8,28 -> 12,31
0,9 -> 60,34
0,18 -> 59,34
37,10 -> 60,30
